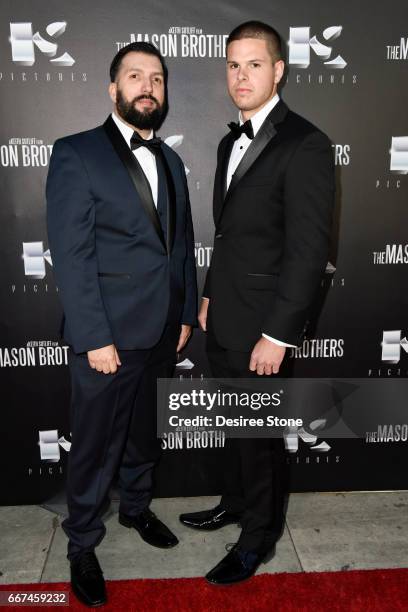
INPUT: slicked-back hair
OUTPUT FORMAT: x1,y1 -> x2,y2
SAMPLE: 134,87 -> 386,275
109,41 -> 168,83
226,21 -> 283,63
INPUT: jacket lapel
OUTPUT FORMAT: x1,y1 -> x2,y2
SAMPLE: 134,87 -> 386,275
214,134 -> 234,225
225,99 -> 289,200
220,135 -> 235,201
159,147 -> 177,255
103,115 -> 167,253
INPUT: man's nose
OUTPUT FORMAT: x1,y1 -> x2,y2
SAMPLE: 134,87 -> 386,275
237,67 -> 248,81
142,78 -> 153,93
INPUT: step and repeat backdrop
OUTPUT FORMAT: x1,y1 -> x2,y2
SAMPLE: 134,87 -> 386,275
0,0 -> 407,504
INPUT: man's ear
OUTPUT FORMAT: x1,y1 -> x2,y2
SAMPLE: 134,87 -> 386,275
274,60 -> 285,85
108,82 -> 117,104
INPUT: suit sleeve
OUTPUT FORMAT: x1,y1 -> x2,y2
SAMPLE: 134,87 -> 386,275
46,139 -> 114,353
179,160 -> 198,326
202,267 -> 211,299
202,138 -> 225,300
262,131 -> 335,346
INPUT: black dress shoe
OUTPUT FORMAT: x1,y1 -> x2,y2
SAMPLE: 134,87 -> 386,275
205,543 -> 275,586
119,508 -> 178,548
179,505 -> 241,531
70,551 -> 106,607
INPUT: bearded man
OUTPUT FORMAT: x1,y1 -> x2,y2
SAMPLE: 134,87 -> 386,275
46,41 -> 197,607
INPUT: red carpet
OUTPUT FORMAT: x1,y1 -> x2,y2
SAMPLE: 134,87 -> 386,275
1,568 -> 408,611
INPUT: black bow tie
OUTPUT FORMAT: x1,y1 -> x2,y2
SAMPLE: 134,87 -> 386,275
130,131 -> 162,154
228,119 -> 254,141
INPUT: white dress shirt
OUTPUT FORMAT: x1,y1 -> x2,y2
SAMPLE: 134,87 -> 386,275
208,95 -> 295,349
226,94 -> 279,189
111,111 -> 158,207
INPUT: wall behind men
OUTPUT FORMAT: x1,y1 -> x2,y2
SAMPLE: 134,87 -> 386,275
0,0 -> 407,503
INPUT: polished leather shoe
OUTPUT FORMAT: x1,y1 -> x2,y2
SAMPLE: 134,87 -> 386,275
205,543 -> 275,585
119,508 -> 178,548
179,505 -> 241,531
70,551 -> 106,607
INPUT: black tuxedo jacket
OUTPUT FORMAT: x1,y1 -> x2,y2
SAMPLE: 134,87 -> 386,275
204,100 -> 335,350
46,116 -> 197,354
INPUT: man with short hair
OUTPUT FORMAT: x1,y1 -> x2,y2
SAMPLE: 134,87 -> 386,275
180,21 -> 334,585
47,42 -> 197,606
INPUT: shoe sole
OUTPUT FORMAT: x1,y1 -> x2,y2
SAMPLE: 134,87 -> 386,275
205,570 -> 257,587
179,519 -> 241,531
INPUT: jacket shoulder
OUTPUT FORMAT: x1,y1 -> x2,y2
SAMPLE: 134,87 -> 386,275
284,110 -> 331,143
52,125 -> 105,152
161,141 -> 185,172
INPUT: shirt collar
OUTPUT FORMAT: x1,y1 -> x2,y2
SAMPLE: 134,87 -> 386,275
111,112 -> 154,147
239,94 -> 280,137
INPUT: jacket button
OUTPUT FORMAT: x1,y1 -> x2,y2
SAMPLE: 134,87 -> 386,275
215,233 -> 223,239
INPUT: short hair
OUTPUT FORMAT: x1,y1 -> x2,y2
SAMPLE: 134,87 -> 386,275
109,41 -> 168,83
227,21 -> 283,63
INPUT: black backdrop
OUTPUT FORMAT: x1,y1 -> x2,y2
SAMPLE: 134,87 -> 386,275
1,0 -> 407,504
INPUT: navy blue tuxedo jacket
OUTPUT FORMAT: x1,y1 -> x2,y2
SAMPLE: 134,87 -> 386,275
46,116 -> 197,354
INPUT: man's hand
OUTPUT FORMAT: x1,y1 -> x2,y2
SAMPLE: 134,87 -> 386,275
249,338 -> 286,375
198,298 -> 209,331
177,324 -> 192,352
87,344 -> 121,374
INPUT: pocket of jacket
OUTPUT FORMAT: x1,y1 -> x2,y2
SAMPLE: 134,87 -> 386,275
98,272 -> 131,279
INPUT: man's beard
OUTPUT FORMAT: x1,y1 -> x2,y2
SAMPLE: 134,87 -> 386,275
116,88 -> 166,131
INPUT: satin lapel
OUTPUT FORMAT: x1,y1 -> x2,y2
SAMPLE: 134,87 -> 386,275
214,134 -> 234,225
103,116 -> 167,252
227,121 -> 276,197
226,100 -> 289,198
221,135 -> 234,200
159,147 -> 177,255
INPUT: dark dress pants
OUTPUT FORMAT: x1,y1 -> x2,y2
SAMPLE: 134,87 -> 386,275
62,323 -> 179,561
206,325 -> 289,553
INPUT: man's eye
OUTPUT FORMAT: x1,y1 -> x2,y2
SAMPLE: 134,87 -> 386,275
251,63 -> 260,68
230,64 -> 238,69
130,74 -> 139,79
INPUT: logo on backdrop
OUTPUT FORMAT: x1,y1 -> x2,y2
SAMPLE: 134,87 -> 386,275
115,27 -> 228,58
284,419 -> 331,453
372,244 -> 408,265
366,424 -> 408,443
286,26 -> 356,86
39,429 -> 71,462
4,21 -> 86,83
10,22 -> 74,66
195,242 -> 213,268
332,144 -> 351,166
375,137 -> 408,189
288,26 -> 346,69
176,358 -> 194,370
0,341 -> 68,368
321,262 -> 345,289
381,331 -> 408,364
289,338 -> 344,359
10,241 -> 58,295
161,430 -> 225,450
284,420 -> 340,465
22,242 -> 52,279
369,330 -> 408,376
386,37 -> 408,60
0,138 -> 52,168
164,135 -> 189,174
390,136 -> 408,174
